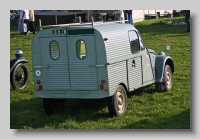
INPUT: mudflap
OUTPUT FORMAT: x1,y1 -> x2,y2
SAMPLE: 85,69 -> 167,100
155,82 -> 165,91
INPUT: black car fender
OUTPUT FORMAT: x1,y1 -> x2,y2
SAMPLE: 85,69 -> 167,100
10,58 -> 28,73
155,55 -> 174,84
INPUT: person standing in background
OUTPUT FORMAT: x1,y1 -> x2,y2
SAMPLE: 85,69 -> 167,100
123,10 -> 127,20
184,10 -> 190,32
20,10 -> 30,36
123,10 -> 133,25
29,10 -> 36,34
127,10 -> 133,25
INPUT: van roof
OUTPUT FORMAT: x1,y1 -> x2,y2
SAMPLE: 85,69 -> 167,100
66,22 -> 137,39
69,22 -> 137,32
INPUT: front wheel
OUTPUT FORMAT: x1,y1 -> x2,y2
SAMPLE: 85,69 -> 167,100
10,63 -> 28,90
107,85 -> 127,117
43,98 -> 65,115
163,64 -> 172,91
155,64 -> 172,92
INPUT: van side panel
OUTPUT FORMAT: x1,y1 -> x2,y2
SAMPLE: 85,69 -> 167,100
128,56 -> 142,90
107,61 -> 127,96
94,30 -> 109,95
95,24 -> 133,61
94,24 -> 134,95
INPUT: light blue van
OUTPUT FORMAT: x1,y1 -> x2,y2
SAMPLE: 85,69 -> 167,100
32,18 -> 174,117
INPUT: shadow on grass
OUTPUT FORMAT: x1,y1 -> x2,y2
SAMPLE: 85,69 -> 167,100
10,81 -> 161,128
10,95 -> 109,129
10,83 -> 189,129
127,84 -> 158,97
10,84 -> 160,129
122,108 -> 190,129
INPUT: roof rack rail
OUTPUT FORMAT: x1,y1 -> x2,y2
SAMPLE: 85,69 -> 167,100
39,16 -> 129,30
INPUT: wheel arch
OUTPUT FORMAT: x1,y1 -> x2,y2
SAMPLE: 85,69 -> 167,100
155,55 -> 174,83
119,83 -> 128,93
165,58 -> 175,74
10,58 -> 28,73
107,82 -> 128,117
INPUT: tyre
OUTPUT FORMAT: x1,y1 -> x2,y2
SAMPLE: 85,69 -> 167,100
163,64 -> 172,91
11,63 -> 28,90
43,98 -> 65,115
155,64 -> 172,92
107,85 -> 127,117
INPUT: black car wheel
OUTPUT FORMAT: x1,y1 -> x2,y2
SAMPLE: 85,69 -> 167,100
11,63 -> 28,90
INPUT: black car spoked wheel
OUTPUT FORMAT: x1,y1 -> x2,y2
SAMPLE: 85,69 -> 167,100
11,63 -> 28,90
107,85 -> 127,117
43,98 -> 65,115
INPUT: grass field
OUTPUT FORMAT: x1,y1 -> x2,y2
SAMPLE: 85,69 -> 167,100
10,17 -> 190,129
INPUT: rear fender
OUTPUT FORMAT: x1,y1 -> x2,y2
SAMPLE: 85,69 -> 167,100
10,58 -> 28,73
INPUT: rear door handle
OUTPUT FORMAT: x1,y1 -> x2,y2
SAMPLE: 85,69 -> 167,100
34,65 -> 49,68
132,60 -> 136,68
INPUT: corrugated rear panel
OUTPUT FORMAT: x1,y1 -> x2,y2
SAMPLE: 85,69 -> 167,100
107,61 -> 127,96
43,61 -> 70,90
69,60 -> 97,90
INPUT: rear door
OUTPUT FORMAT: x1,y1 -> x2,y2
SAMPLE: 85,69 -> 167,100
40,37 -> 70,91
67,36 -> 98,91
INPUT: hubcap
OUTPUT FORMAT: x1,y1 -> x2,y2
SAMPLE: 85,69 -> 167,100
116,91 -> 125,114
14,66 -> 26,87
166,68 -> 171,88
15,72 -> 23,81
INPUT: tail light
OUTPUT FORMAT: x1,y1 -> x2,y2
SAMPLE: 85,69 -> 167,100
104,38 -> 108,41
39,85 -> 42,90
36,80 -> 42,91
100,79 -> 106,90
37,80 -> 41,84
100,84 -> 103,90
101,79 -> 105,84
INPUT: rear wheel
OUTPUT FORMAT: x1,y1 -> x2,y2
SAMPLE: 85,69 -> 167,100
11,63 -> 28,90
107,85 -> 127,117
43,98 -> 65,115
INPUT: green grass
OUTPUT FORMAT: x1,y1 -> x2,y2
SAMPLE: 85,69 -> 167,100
10,17 -> 190,129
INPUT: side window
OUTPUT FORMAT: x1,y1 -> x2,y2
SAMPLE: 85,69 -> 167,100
128,31 -> 140,54
76,40 -> 86,60
49,40 -> 60,60
140,39 -> 146,51
137,31 -> 146,51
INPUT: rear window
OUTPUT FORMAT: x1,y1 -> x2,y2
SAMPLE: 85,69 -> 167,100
49,40 -> 60,60
76,40 -> 86,60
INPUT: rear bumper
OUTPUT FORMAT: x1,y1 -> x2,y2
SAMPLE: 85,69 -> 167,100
35,90 -> 110,99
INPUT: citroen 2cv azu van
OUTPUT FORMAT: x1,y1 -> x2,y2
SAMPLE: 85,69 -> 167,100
32,19 -> 174,117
